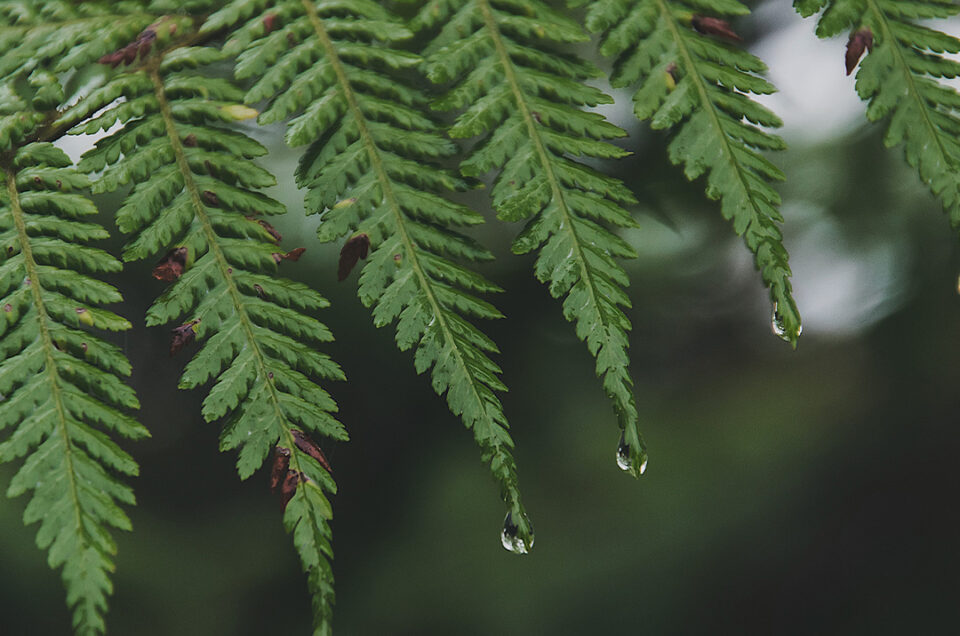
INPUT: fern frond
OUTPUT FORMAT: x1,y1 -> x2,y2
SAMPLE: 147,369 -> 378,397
0,1 -> 154,79
69,40 -> 344,633
796,0 -> 960,232
0,136 -> 146,635
582,0 -> 801,345
210,0 -> 534,547
414,0 -> 649,476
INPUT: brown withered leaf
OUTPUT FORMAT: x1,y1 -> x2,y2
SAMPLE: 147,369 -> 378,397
99,27 -> 157,67
273,247 -> 306,264
153,247 -> 188,282
291,429 -> 333,474
169,319 -> 200,356
337,233 -> 370,282
270,447 -> 291,492
846,28 -> 874,76
691,15 -> 742,41
279,470 -> 301,509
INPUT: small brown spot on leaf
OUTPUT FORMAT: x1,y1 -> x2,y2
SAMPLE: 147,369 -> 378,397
76,307 -> 94,326
846,28 -> 874,75
33,176 -> 42,185
152,247 -> 188,282
248,217 -> 282,242
98,27 -> 157,67
337,233 -> 370,281
263,13 -> 278,33
691,15 -> 742,41
254,284 -> 265,298
202,190 -> 220,207
81,342 -> 88,353
183,133 -> 197,147
2,304 -> 11,313
291,429 -> 333,474
170,319 -> 200,356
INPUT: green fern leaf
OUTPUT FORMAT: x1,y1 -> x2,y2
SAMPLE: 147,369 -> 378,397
414,0 -> 649,476
582,0 -> 801,346
796,0 -> 960,231
210,0 -> 534,547
68,38 -> 345,634
0,136 -> 147,635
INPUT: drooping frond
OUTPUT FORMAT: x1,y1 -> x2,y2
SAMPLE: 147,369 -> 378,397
795,0 -> 960,231
414,0 -> 648,476
208,0 -> 534,548
0,134 -> 147,634
582,0 -> 801,345
67,34 -> 345,633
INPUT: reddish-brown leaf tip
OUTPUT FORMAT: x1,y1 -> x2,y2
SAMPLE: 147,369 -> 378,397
337,233 -> 370,282
153,247 -> 189,282
691,15 -> 742,41
291,429 -> 333,474
846,28 -> 874,76
273,247 -> 306,264
270,447 -> 291,492
170,319 -> 200,356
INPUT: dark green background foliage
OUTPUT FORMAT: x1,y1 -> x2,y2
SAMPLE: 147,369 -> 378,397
1,0 -> 960,634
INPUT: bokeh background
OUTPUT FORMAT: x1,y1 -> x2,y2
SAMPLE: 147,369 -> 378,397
2,1 -> 960,634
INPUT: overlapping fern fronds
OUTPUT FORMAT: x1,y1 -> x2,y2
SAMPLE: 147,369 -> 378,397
582,0 -> 801,344
1,103 -> 147,634
0,1 -> 154,84
66,31 -> 345,633
414,0 -> 648,476
796,0 -> 960,231
207,0 -> 534,547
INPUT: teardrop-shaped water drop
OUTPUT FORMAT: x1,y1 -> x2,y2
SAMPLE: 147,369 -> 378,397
501,511 -> 534,554
770,302 -> 801,342
616,433 -> 648,476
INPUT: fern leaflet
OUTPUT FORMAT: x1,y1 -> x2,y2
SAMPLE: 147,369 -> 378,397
796,0 -> 960,231
208,0 -> 534,547
414,0 -> 648,476
582,0 -> 801,345
67,32 -> 344,634
0,135 -> 146,634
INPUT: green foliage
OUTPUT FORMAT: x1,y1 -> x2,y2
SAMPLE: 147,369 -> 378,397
414,0 -> 648,475
68,38 -> 345,635
795,0 -> 960,230
0,137 -> 146,635
583,0 -> 801,345
209,0 -> 533,542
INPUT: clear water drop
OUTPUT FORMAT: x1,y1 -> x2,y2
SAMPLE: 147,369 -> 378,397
770,302 -> 801,342
616,432 -> 648,476
500,511 -> 534,554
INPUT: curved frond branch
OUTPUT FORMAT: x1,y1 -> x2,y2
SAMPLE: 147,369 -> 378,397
584,0 -> 801,345
0,142 -> 145,636
213,0 -> 533,546
417,0 -> 648,476
797,0 -> 960,230
70,34 -> 344,632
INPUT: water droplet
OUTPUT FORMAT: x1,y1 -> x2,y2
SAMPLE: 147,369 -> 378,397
616,432 -> 648,476
500,511 -> 534,554
770,302 -> 801,342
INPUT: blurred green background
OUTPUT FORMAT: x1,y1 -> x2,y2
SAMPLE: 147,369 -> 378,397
2,2 -> 960,634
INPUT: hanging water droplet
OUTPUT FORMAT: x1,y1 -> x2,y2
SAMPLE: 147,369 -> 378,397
770,302 -> 801,342
616,432 -> 648,476
500,511 -> 534,554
